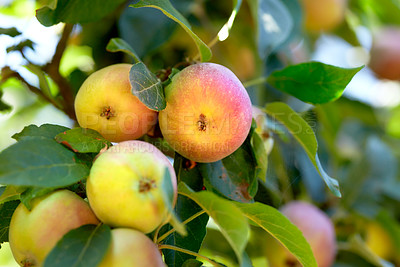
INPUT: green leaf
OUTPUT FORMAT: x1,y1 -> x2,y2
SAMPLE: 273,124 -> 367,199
6,39 -> 34,53
251,131 -> 268,182
36,0 -> 126,26
173,153 -> 204,191
236,202 -> 318,267
0,27 -> 21,37
130,0 -> 212,62
161,169 -> 186,236
162,195 -> 209,267
20,187 -> 55,211
129,62 -> 166,111
0,186 -> 26,204
0,200 -> 20,245
182,259 -> 204,267
44,224 -> 111,267
106,38 -> 141,63
215,0 -> 242,42
265,102 -> 341,197
55,128 -> 112,153
0,137 -> 89,187
267,62 -> 363,104
178,182 -> 249,264
12,124 -> 69,141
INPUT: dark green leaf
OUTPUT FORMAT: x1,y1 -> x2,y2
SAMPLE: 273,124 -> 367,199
106,38 -> 141,63
12,124 -> 69,141
173,153 -> 204,192
162,195 -> 209,267
236,202 -> 318,267
265,102 -> 341,197
6,39 -> 34,53
35,0 -> 126,26
130,0 -> 212,62
178,182 -> 249,264
182,259 -> 204,267
44,224 -> 111,267
55,128 -> 112,153
248,0 -> 293,58
0,200 -> 20,244
20,187 -> 55,211
129,62 -> 166,111
0,98 -> 12,113
0,27 -> 21,37
267,62 -> 363,104
0,137 -> 89,187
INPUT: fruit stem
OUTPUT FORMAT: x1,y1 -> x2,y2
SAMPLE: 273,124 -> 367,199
158,244 -> 224,267
157,210 -> 206,243
242,77 -> 268,88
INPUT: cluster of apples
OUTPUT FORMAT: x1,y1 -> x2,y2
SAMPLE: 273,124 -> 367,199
8,62 -> 253,266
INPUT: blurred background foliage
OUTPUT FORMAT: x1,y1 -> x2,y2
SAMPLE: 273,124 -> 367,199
0,0 -> 400,266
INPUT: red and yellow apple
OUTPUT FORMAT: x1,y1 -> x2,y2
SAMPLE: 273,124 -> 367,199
74,64 -> 158,142
266,201 -> 337,267
369,27 -> 400,80
86,140 -> 177,233
300,0 -> 347,32
159,63 -> 252,163
9,190 -> 99,267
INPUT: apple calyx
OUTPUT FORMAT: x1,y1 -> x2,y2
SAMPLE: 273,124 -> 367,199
100,106 -> 115,120
197,113 -> 207,131
22,258 -> 36,267
139,177 -> 157,193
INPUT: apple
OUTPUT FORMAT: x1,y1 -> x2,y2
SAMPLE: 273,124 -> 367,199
369,27 -> 400,80
266,201 -> 336,267
98,228 -> 165,267
159,63 -> 252,163
74,64 -> 158,142
86,140 -> 177,233
300,0 -> 347,32
9,190 -> 99,267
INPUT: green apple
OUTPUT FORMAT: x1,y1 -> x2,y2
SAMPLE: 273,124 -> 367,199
74,64 -> 158,142
301,0 -> 347,32
159,63 -> 253,163
9,190 -> 99,267
266,201 -> 336,267
86,140 -> 177,233
98,228 -> 165,267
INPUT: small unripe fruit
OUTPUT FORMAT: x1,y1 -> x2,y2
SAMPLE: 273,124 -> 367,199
369,27 -> 400,80
74,64 -> 158,142
301,0 -> 347,32
98,228 -> 165,267
159,63 -> 252,163
87,140 -> 177,233
9,190 -> 99,267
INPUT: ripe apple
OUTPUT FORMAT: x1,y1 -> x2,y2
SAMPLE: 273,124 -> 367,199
300,0 -> 347,32
86,140 -> 177,233
369,27 -> 400,80
158,63 -> 252,163
9,190 -> 99,267
74,64 -> 158,142
266,201 -> 336,267
98,228 -> 165,267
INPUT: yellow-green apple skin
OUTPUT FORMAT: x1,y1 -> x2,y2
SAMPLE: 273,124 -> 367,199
98,228 -> 165,267
267,201 -> 337,267
301,0 -> 347,32
74,64 -> 158,142
369,27 -> 400,80
86,140 -> 177,233
159,63 -> 252,163
8,190 -> 99,267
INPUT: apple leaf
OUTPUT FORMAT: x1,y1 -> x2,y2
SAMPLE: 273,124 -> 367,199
0,186 -> 26,205
265,102 -> 341,197
0,137 -> 89,187
129,62 -> 166,111
36,0 -> 126,26
0,27 -> 21,37
55,127 -> 112,153
215,0 -> 242,42
235,202 -> 318,267
161,195 -> 209,267
130,0 -> 212,62
161,169 -> 187,236
199,124 -> 258,203
173,153 -> 204,192
267,62 -> 363,104
20,187 -> 55,211
182,259 -> 204,267
0,200 -> 20,245
106,38 -> 141,63
251,130 -> 268,182
12,124 -> 69,141
44,224 -> 111,267
178,182 -> 249,264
